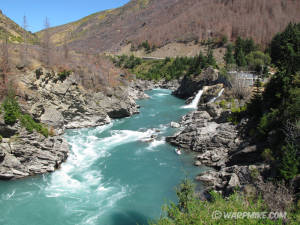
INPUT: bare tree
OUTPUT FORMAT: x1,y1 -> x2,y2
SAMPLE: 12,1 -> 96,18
230,74 -> 251,99
21,15 -> 28,66
1,36 -> 10,75
0,35 -> 10,97
283,120 -> 300,146
41,17 -> 51,66
63,32 -> 70,61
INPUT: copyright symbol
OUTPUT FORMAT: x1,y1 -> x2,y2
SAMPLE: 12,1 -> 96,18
212,210 -> 222,219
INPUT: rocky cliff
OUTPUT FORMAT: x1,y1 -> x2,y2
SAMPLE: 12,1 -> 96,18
0,68 -> 146,180
173,67 -> 220,99
0,120 -> 68,180
20,68 -> 142,131
169,80 -> 269,196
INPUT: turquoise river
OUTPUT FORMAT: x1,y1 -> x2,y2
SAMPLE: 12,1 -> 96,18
0,89 -> 206,225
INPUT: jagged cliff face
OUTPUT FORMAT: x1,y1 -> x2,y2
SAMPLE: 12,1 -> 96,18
0,10 -> 37,43
0,67 -> 147,180
37,0 -> 300,53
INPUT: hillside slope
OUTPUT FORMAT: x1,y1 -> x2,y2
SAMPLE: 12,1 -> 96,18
0,10 -> 37,43
37,0 -> 300,53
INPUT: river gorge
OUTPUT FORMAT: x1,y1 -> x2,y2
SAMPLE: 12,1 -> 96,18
0,89 -> 206,225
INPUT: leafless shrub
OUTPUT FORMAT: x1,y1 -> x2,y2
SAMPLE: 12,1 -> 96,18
283,120 -> 300,146
0,36 -> 10,98
230,75 -> 251,100
256,180 -> 294,213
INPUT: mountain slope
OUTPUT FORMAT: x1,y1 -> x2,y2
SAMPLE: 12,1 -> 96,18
0,10 -> 37,43
37,0 -> 300,54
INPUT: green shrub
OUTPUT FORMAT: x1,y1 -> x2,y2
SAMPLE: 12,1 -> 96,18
151,179 -> 284,225
257,109 -> 279,136
227,105 -> 247,125
35,68 -> 43,79
246,51 -> 271,74
20,114 -> 35,132
20,114 -> 49,137
218,99 -> 228,109
2,96 -> 21,125
0,135 -> 2,143
261,148 -> 275,162
57,70 -> 71,82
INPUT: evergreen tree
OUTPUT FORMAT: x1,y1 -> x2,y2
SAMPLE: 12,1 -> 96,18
236,49 -> 247,67
244,38 -> 256,55
270,23 -> 300,75
224,44 -> 235,65
206,48 -> 216,67
279,143 -> 299,180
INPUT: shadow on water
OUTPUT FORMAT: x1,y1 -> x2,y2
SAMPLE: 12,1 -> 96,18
109,210 -> 150,225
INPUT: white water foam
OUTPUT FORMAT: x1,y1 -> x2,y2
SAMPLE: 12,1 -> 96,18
208,88 -> 225,103
154,93 -> 169,97
45,123 -> 114,196
44,123 -> 133,225
100,129 -> 155,150
147,139 -> 165,151
45,124 -> 154,199
182,89 -> 203,109
2,189 -> 15,200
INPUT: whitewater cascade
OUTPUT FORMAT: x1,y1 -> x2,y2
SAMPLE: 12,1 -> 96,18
209,88 -> 225,103
182,89 -> 204,109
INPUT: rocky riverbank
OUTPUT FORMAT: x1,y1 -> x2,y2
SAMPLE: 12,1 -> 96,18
167,72 -> 269,196
0,68 -> 180,180
0,120 -> 68,180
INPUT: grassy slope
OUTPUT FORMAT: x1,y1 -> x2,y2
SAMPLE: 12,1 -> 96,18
0,11 -> 37,44
36,0 -> 150,46
35,0 -> 300,54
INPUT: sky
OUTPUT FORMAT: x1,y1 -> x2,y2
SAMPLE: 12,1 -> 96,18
0,0 -> 130,32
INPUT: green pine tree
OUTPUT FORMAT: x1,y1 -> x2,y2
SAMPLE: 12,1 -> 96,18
236,49 -> 247,67
279,143 -> 299,180
224,44 -> 235,65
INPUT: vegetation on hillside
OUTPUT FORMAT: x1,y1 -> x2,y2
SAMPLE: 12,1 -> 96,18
244,23 -> 300,181
0,12 -> 37,44
1,92 -> 50,137
151,23 -> 300,225
112,50 -> 217,81
151,179 -> 299,225
224,36 -> 271,75
36,0 -> 300,54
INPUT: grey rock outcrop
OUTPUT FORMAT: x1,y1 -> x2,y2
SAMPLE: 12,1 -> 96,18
0,122 -> 68,180
167,111 -> 239,168
173,67 -> 219,98
196,164 -> 270,194
167,85 -> 267,195
0,68 -> 148,180
21,68 -> 141,130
